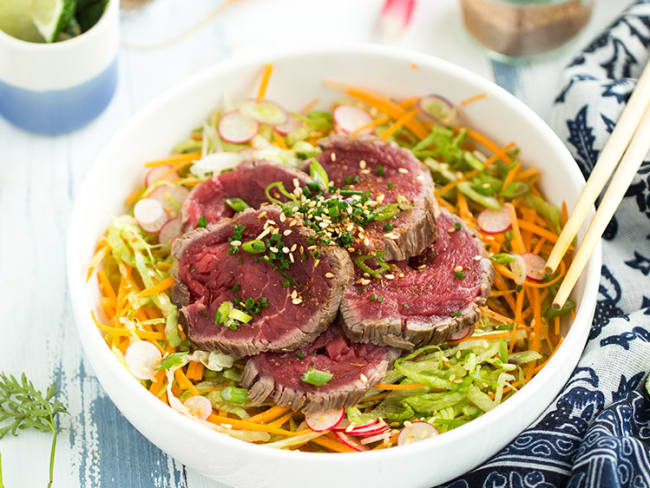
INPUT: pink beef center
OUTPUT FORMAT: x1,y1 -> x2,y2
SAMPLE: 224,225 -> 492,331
178,210 -> 337,345
346,212 -> 485,320
253,326 -> 389,393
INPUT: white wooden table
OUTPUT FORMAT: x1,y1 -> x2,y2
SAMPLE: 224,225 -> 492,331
0,0 -> 623,486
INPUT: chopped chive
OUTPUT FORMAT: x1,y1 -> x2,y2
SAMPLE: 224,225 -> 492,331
383,222 -> 394,231
454,222 -> 462,231
387,182 -> 394,190
369,294 -> 376,302
455,271 -> 467,279
376,165 -> 385,176
199,309 -> 208,317
376,295 -> 384,303
282,279 -> 291,288
450,312 -> 461,317
296,352 -> 305,359
402,304 -> 408,309
232,284 -> 241,292
197,216 -> 207,228
301,368 -> 333,386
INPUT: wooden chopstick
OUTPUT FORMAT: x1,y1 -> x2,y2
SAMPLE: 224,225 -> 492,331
545,61 -> 650,274
552,102 -> 650,309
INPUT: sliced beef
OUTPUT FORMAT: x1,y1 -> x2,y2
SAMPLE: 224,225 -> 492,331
316,135 -> 438,261
241,322 -> 399,413
182,160 -> 312,230
340,209 -> 493,350
172,205 -> 353,357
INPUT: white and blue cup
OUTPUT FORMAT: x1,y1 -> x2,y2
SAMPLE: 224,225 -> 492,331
0,0 -> 119,135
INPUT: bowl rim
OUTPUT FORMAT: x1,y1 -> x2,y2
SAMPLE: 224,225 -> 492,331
67,43 -> 601,463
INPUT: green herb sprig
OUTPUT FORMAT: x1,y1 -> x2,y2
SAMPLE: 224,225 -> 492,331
0,373 -> 68,488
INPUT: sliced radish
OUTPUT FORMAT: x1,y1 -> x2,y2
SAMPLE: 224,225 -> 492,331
183,395 -> 213,421
134,198 -> 168,233
333,105 -> 373,134
450,326 -> 473,342
149,185 -> 190,217
190,152 -> 243,178
275,114 -> 303,136
509,254 -> 528,285
418,95 -> 457,126
145,165 -> 177,187
477,206 -> 512,234
522,253 -> 546,282
238,99 -> 288,126
397,421 -> 438,446
125,341 -> 162,380
334,431 -> 369,452
348,419 -> 389,437
345,419 -> 380,433
305,408 -> 345,432
333,418 -> 350,432
218,110 -> 259,144
159,218 -> 182,246
380,0 -> 416,40
360,430 -> 393,445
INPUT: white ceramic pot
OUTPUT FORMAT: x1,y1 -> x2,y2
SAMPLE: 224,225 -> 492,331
67,45 -> 601,488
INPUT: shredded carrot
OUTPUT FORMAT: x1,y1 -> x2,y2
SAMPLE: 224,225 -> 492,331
208,414 -> 309,436
495,261 -> 565,289
517,219 -> 562,244
467,129 -> 512,163
502,161 -> 521,192
98,270 -> 117,302
533,337 -> 564,374
492,273 -> 516,312
91,311 -> 165,341
144,152 -> 202,168
248,405 -> 290,423
149,370 -> 166,396
326,82 -> 427,138
457,191 -> 472,222
175,368 -> 199,397
361,392 -> 389,403
125,185 -> 145,206
267,411 -> 295,429
561,201 -> 569,226
508,204 -> 525,254
533,237 -> 547,255
272,130 -> 288,149
257,63 -> 274,100
457,332 -> 510,343
459,92 -> 488,108
554,315 -> 561,336
86,245 -> 109,281
138,276 -> 175,298
191,133 -> 203,141
186,361 -> 204,381
312,435 -> 355,453
375,383 -> 426,391
398,96 -> 419,109
381,109 -> 417,140
352,115 -> 390,135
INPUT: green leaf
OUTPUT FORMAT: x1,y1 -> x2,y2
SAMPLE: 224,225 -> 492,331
155,352 -> 188,370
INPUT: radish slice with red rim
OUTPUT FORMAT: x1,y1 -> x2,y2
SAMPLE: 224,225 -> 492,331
238,99 -> 288,125
509,254 -> 528,285
449,326 -> 473,342
159,218 -> 182,246
522,253 -> 546,282
397,421 -> 438,446
477,206 -> 512,234
218,110 -> 259,144
360,430 -> 393,445
348,420 -> 389,437
275,114 -> 303,136
344,419 -> 380,433
149,185 -> 189,217
145,165 -> 176,187
334,431 -> 369,452
125,341 -> 162,380
183,396 -> 213,421
333,418 -> 350,432
418,95 -> 457,126
305,408 -> 345,432
134,198 -> 168,234
333,105 -> 373,134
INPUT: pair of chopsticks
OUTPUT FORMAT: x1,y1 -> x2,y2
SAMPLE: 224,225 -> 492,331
546,61 -> 650,310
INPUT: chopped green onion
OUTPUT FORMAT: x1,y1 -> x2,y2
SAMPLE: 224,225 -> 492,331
376,165 -> 385,176
242,239 -> 266,254
301,368 -> 333,386
374,203 -> 399,221
397,195 -> 413,211
545,298 -> 576,319
221,386 -> 248,404
225,198 -> 250,212
229,308 -> 252,324
197,216 -> 207,228
491,253 -> 515,265
387,182 -> 394,190
457,182 -> 501,210
215,301 -> 233,324
499,339 -> 508,363
383,222 -> 394,231
450,312 -> 461,317
309,159 -> 330,189
296,352 -> 305,359
232,284 -> 241,292
524,194 -> 561,233
353,252 -> 390,279
454,271 -> 466,279
500,182 -> 530,200
454,222 -> 462,231
265,181 -> 297,205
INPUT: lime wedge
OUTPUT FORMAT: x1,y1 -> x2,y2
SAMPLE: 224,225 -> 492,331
0,0 -> 45,42
31,0 -> 75,43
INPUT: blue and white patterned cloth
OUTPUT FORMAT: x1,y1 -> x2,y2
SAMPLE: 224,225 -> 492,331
445,2 -> 650,487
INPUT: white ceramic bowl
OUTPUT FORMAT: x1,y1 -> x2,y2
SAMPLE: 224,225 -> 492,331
67,45 -> 601,488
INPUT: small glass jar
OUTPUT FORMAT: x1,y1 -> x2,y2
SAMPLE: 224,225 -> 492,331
459,0 -> 595,62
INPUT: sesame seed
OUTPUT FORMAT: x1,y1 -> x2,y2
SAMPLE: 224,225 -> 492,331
360,279 -> 371,285
359,160 -> 367,169
363,237 -> 370,246
325,272 -> 334,278
376,194 -> 385,203
384,274 -> 395,280
360,374 -> 368,384
258,211 -> 267,219
283,229 -> 292,236
360,169 -> 370,174
474,255 -> 483,261
279,212 -> 286,222
293,178 -> 300,188
331,152 -> 336,161
416,174 -> 424,181
449,374 -> 456,382
291,243 -> 297,252
270,247 -> 279,253
398,168 -> 408,174
314,259 -> 320,268
363,272 -> 370,278
282,247 -> 290,254
448,227 -> 456,233
229,240 -> 241,246
319,221 -> 329,229
308,245 -> 317,250
348,247 -> 356,253
289,253 -> 295,263
384,232 -> 399,240
454,265 -> 463,273
291,290 -> 298,299
267,220 -> 276,226
289,219 -> 297,227
292,298 -> 302,305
